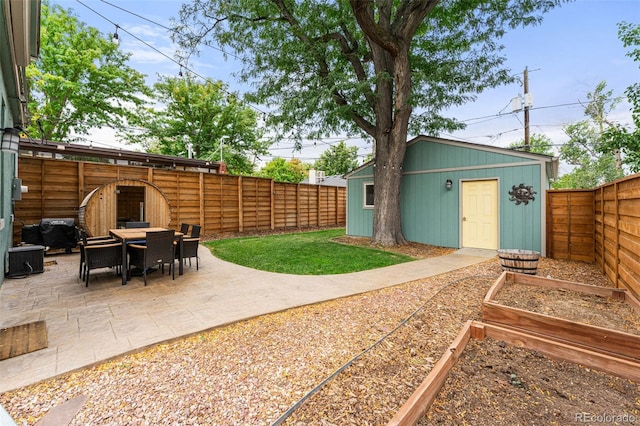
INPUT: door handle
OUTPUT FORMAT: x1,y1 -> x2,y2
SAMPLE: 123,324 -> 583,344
462,217 -> 467,221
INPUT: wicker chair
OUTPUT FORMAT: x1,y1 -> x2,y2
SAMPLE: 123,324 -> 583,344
175,237 -> 200,270
189,224 -> 201,238
125,221 -> 150,228
128,230 -> 176,285
180,223 -> 190,235
83,240 -> 123,287
78,228 -> 118,280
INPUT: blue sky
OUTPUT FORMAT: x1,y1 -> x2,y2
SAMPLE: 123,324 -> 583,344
53,0 -> 639,172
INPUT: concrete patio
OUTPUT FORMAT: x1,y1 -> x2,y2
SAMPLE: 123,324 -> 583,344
0,244 -> 496,393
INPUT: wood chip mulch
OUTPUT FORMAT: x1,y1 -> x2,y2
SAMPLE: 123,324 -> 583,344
1,246 -> 639,425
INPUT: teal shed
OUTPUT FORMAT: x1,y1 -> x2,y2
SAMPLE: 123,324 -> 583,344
345,136 -> 559,255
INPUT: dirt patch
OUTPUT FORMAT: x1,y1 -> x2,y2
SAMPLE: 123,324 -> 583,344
494,282 -> 640,335
425,337 -> 640,425
331,235 -> 457,259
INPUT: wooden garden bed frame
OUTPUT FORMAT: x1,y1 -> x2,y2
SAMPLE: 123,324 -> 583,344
483,272 -> 640,363
388,272 -> 640,426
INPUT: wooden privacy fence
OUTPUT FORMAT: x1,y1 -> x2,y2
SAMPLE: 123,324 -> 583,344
14,157 -> 346,242
547,174 -> 640,300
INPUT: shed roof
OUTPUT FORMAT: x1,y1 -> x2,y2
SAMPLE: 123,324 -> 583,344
345,135 -> 559,179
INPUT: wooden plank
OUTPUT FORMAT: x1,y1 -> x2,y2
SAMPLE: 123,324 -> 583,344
624,290 -> 640,315
0,321 -> 48,360
483,271 -> 509,303
387,321 -> 472,426
482,301 -> 640,361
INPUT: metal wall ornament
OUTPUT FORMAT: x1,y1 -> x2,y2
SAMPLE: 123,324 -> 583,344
509,183 -> 536,205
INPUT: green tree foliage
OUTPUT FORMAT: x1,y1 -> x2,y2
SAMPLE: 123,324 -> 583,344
26,2 -> 151,142
176,0 -> 566,245
127,75 -> 270,175
553,121 -> 623,189
313,141 -> 360,176
552,82 -> 624,189
598,22 -> 640,172
258,158 -> 307,183
507,134 -> 554,156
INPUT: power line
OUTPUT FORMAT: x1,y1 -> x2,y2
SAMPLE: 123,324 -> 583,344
461,93 -> 630,127
75,0 -> 268,117
96,0 -> 244,61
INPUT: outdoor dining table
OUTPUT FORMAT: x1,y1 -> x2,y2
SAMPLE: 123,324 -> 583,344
109,227 -> 184,285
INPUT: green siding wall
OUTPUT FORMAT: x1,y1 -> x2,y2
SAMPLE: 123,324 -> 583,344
403,139 -> 531,172
1,153 -> 14,283
401,164 -> 543,251
346,137 -> 551,252
346,171 -> 374,236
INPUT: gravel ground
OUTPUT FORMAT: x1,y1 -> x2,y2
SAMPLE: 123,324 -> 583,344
1,246 -> 637,425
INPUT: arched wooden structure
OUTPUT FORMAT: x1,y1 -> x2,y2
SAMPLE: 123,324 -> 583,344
79,178 -> 171,237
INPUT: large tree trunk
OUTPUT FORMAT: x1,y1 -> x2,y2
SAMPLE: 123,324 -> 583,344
371,131 -> 408,246
371,50 -> 412,246
349,0 -> 435,246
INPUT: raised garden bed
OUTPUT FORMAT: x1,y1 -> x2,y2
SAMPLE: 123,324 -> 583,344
389,272 -> 640,425
484,272 -> 640,366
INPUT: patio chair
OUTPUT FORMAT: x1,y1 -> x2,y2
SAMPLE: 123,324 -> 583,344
175,236 -> 200,270
128,230 -> 176,286
78,228 -> 118,280
125,221 -> 150,229
83,240 -> 123,287
180,223 -> 190,235
189,224 -> 201,238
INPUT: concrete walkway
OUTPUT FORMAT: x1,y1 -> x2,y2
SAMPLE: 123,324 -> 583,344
0,245 -> 496,393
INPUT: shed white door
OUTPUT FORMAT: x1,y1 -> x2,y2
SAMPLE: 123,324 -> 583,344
461,180 -> 498,250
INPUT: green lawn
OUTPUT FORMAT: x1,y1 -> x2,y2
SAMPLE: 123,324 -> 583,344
205,228 -> 415,275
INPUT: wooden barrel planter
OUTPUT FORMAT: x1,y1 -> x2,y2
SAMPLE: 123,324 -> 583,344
497,249 -> 540,275
79,178 -> 171,237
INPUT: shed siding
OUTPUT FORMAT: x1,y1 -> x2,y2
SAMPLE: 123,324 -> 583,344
499,164 -> 543,251
346,171 -> 374,237
403,140 -> 530,172
347,137 -> 550,252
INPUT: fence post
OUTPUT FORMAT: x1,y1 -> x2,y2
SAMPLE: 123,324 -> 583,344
296,184 -> 301,229
317,185 -> 321,226
238,176 -> 243,232
614,182 -> 620,288
200,173 -> 205,235
78,162 -> 85,208
270,180 -> 275,230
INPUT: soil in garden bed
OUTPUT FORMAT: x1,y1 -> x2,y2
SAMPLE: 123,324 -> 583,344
493,282 -> 640,335
424,337 -> 640,425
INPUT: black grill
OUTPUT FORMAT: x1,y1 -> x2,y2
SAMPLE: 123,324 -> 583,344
22,218 -> 78,252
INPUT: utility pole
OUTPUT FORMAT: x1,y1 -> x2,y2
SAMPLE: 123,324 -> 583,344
523,67 -> 530,151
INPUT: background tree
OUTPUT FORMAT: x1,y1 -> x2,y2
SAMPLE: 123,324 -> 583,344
599,22 -> 640,172
313,141 -> 360,176
508,134 -> 554,156
176,0 -> 565,246
553,121 -> 622,189
26,2 -> 150,142
258,158 -> 308,183
127,74 -> 270,175
552,82 -> 625,189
